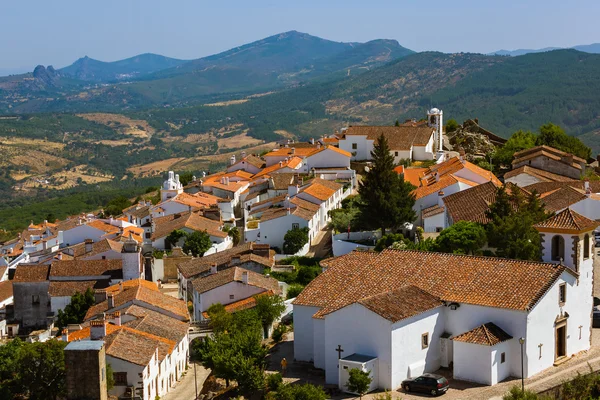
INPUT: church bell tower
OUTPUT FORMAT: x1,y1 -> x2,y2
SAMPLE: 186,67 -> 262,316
161,170 -> 183,202
427,108 -> 444,154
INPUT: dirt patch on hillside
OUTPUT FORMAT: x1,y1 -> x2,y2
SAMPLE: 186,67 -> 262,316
19,165 -> 113,190
217,131 -> 264,150
204,99 -> 249,107
127,157 -> 186,177
78,113 -> 154,138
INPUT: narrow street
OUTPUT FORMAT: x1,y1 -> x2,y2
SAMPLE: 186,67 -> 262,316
307,227 -> 333,258
162,362 -> 210,400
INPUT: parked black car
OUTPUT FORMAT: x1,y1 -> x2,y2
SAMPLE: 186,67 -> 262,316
593,308 -> 600,328
402,373 -> 449,396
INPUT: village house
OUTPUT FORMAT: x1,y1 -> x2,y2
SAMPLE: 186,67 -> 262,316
190,266 -> 280,322
177,242 -> 273,301
227,151 -> 266,175
150,211 -> 231,252
338,108 -> 444,163
263,144 -> 351,170
294,209 -> 595,389
509,145 -> 587,182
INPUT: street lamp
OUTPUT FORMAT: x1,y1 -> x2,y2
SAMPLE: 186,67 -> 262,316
519,337 -> 525,392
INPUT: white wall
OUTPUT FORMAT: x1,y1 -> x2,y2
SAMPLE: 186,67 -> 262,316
323,303 -> 392,388
390,307 -> 444,389
194,280 -> 266,320
305,149 -> 351,169
423,212 -> 445,233
492,340 -> 512,385
505,174 -> 543,188
570,198 -> 600,221
293,305 -> 320,362
107,355 -> 145,399
339,136 -> 372,161
453,341 -> 493,385
255,214 -> 309,250
62,226 -> 105,247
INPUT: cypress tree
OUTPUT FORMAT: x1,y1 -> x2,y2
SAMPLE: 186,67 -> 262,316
358,134 -> 416,234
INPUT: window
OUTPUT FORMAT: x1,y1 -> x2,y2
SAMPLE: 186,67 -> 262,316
559,283 -> 567,304
32,295 -> 40,305
395,151 -> 399,157
145,232 -> 151,239
229,295 -> 234,300
101,256 -> 106,260
551,235 -> 565,261
292,223 -> 299,230
584,234 -> 590,259
501,352 -> 506,364
421,333 -> 429,349
114,372 -> 128,386
352,143 -> 357,150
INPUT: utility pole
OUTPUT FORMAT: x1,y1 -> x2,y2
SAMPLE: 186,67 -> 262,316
194,362 -> 198,400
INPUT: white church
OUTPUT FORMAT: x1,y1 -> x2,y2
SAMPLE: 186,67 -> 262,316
293,208 -> 596,390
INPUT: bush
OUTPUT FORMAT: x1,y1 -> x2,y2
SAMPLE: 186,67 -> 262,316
266,373 -> 283,392
374,233 -> 405,251
272,324 -> 287,343
283,227 -> 309,255
286,284 -> 304,299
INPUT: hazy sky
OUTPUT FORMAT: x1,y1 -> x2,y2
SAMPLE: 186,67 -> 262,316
2,0 -> 598,73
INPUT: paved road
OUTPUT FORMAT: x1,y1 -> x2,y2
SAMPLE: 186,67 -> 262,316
307,227 -> 333,258
162,362 -> 210,400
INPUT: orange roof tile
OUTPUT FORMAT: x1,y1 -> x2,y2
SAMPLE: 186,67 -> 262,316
87,220 -> 120,234
201,290 -> 275,319
534,208 -> 599,233
452,322 -> 513,346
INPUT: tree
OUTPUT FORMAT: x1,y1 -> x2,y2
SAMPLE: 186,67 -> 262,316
346,368 -> 372,399
275,383 -> 328,400
358,134 -> 416,234
18,340 -> 67,400
537,123 -> 591,160
286,283 -> 304,299
394,119 -> 400,127
106,363 -> 115,392
283,227 -> 309,255
165,229 -> 186,249
502,386 -> 542,400
255,294 -> 286,338
486,188 -> 548,260
224,226 -> 241,245
56,289 -> 95,331
183,230 -> 212,257
45,213 -> 56,223
445,119 -> 459,133
492,130 -> 537,168
104,195 -> 132,217
375,233 -> 405,251
178,171 -> 194,186
206,303 -> 233,333
435,221 -> 487,255
329,207 -> 360,233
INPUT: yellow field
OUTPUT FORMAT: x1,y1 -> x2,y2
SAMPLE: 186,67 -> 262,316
77,113 -> 155,138
217,130 -> 264,149
127,157 -> 187,177
204,99 -> 249,107
18,165 -> 113,190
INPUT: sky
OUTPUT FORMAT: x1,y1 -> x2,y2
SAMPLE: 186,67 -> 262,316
2,0 -> 599,74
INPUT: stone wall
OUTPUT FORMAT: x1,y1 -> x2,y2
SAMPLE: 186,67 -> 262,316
13,281 -> 50,329
65,345 -> 107,400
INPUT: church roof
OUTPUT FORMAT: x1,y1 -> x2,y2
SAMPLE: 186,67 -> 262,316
504,165 -> 574,183
452,322 -> 513,346
534,208 -> 599,234
358,286 -> 442,323
342,125 -> 435,149
295,249 -> 572,318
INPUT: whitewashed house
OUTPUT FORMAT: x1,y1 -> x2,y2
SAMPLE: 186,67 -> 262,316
293,208 -> 596,389
150,211 -> 230,252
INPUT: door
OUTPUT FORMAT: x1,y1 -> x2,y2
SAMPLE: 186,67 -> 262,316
556,324 -> 567,359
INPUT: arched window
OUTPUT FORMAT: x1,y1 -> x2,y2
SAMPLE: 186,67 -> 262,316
552,235 -> 565,262
584,234 -> 590,259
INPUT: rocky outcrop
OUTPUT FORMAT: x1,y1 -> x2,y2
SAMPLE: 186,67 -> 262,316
445,119 -> 504,160
32,65 -> 60,87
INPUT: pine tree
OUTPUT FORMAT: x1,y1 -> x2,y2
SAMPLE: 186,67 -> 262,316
358,134 -> 416,235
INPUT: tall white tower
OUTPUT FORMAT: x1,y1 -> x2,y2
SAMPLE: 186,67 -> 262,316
121,233 -> 143,281
161,171 -> 183,202
427,108 -> 444,153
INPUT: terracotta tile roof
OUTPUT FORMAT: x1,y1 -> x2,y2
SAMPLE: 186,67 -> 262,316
224,170 -> 255,180
513,145 -> 586,168
264,146 -> 321,158
269,173 -> 299,190
413,175 -> 458,200
239,253 -> 274,268
85,283 -> 189,321
191,267 -> 280,295
523,180 -> 600,196
67,323 -> 121,342
396,167 -> 427,187
0,281 -> 13,302
422,204 -> 445,219
343,126 -> 434,150
178,243 -> 258,279
358,285 -> 442,323
87,220 -> 120,234
67,238 -> 123,258
172,192 -> 222,209
504,165 -> 574,183
534,208 -> 599,233
295,249 -> 570,318
321,137 -> 339,144
290,197 -> 321,212
443,181 -> 499,224
240,155 -> 266,169
104,279 -> 159,295
301,179 -> 342,202
538,186 -> 587,213
123,308 -> 189,344
250,194 -> 287,210
151,212 -> 226,240
255,205 -> 317,223
253,158 -> 303,178
320,146 -> 351,158
202,179 -> 248,194
123,204 -> 150,219
104,326 -> 175,365
13,264 -> 50,282
452,322 -> 513,346
49,280 -> 99,297
50,259 -> 123,279
201,290 -> 275,318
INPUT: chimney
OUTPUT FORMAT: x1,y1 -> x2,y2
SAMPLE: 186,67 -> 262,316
291,147 -> 296,155
287,208 -> 291,215
317,143 -> 321,149
310,138 -> 315,145
585,179 -> 591,197
210,264 -> 218,274
90,320 -> 107,340
459,149 -> 466,164
230,155 -> 236,165
284,195 -> 290,208
84,239 -> 93,253
242,271 -> 249,285
94,290 -> 108,304
113,311 -> 121,326
435,172 -> 439,182
438,190 -> 445,207
241,150 -> 247,159
107,293 -> 114,309
279,161 -> 283,167
62,328 -> 69,342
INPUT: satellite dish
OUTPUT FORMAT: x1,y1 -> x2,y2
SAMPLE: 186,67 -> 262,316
364,166 -> 370,173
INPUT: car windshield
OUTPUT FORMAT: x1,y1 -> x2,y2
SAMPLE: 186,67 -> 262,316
438,377 -> 448,385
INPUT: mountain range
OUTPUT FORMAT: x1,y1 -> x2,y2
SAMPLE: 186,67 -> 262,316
490,43 -> 600,56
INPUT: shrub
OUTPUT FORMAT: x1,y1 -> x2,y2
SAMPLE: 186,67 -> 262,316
286,284 -> 304,299
272,325 -> 287,343
266,372 -> 283,392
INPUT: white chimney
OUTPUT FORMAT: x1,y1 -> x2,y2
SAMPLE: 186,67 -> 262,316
291,147 -> 296,155
585,179 -> 591,196
284,195 -> 290,208
435,172 -> 439,182
62,328 -> 69,342
112,311 -> 121,326
310,138 -> 315,145
279,161 -> 283,167
230,155 -> 236,166
210,264 -> 218,274
90,320 -> 107,340
242,271 -> 249,285
84,239 -> 93,253
241,151 -> 247,158
438,190 -> 445,207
